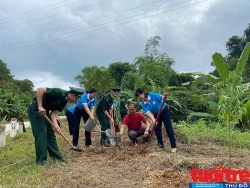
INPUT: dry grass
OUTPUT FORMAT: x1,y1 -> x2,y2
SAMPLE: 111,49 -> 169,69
1,119 -> 250,188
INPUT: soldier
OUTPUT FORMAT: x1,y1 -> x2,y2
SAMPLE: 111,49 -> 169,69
28,87 -> 84,167
119,96 -> 128,121
96,88 -> 120,147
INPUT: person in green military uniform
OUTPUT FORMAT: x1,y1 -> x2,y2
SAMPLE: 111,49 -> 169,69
119,96 -> 128,121
28,87 -> 84,167
96,88 -> 120,147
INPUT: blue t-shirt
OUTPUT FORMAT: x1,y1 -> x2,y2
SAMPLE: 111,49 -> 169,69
140,92 -> 166,115
76,93 -> 97,109
67,106 -> 76,115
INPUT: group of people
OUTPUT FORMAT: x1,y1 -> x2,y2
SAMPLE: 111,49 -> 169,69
28,86 -> 177,167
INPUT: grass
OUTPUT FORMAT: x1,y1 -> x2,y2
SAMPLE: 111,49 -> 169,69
0,129 -> 67,188
0,130 -> 39,187
175,120 -> 250,149
1,119 -> 250,187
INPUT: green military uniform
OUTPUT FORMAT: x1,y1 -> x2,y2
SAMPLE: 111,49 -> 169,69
28,87 -> 84,166
96,88 -> 120,146
119,97 -> 128,121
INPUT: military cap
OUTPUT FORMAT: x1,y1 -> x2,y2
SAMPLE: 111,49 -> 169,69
69,87 -> 85,96
120,95 -> 126,99
111,88 -> 121,95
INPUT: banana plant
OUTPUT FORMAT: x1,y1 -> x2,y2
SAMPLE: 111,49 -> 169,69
213,42 -> 250,167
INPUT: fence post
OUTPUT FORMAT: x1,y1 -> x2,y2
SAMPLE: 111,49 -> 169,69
19,122 -> 23,133
0,127 -> 6,148
10,118 -> 17,137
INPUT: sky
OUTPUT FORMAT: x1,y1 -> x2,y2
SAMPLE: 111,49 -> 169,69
0,0 -> 249,90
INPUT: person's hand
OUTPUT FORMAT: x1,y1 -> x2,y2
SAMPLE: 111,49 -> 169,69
152,118 -> 157,126
162,90 -> 168,98
38,106 -> 46,116
55,125 -> 61,135
144,130 -> 149,137
117,132 -> 122,137
90,116 -> 95,121
110,118 -> 114,124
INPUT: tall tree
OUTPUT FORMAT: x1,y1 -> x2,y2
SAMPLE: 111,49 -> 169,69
210,23 -> 250,82
121,71 -> 139,90
108,62 -> 136,86
134,36 -> 174,87
15,79 -> 35,93
75,66 -> 117,96
0,59 -> 13,82
169,71 -> 195,86
0,60 -> 18,92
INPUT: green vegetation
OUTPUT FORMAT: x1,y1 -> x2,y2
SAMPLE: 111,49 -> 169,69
176,120 -> 250,149
0,23 -> 250,186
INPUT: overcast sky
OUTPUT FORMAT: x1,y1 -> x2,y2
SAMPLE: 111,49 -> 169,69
0,0 -> 249,90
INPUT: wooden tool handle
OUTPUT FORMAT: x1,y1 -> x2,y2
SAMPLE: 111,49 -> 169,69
44,115 -> 74,148
149,93 -> 168,137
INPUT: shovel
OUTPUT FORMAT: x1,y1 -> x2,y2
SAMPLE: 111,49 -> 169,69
110,108 -> 121,146
44,115 -> 84,152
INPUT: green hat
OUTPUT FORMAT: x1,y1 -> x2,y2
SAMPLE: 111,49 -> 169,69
120,95 -> 126,99
111,88 -> 121,95
69,87 -> 85,96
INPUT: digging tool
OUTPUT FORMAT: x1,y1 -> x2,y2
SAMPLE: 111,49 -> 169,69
139,92 -> 168,154
43,115 -> 84,152
84,118 -> 117,145
111,107 -> 121,145
56,116 -> 69,133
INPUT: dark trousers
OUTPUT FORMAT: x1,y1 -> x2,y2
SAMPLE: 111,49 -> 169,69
128,127 -> 150,142
66,109 -> 74,135
73,106 -> 91,147
28,107 -> 62,165
154,107 -> 176,148
96,112 -> 110,141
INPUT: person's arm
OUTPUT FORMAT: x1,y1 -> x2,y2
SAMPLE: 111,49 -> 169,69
37,88 -> 46,116
50,110 -> 61,134
103,110 -> 114,123
125,103 -> 129,111
117,124 -> 126,137
102,95 -> 114,123
145,111 -> 155,124
83,104 -> 95,121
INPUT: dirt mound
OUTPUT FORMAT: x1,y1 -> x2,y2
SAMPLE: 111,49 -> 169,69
145,168 -> 191,188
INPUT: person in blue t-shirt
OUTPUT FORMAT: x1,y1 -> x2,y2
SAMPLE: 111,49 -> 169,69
66,105 -> 76,135
135,88 -> 177,153
73,88 -> 98,147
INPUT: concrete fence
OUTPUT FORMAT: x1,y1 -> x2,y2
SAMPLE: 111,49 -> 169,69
4,122 -> 31,135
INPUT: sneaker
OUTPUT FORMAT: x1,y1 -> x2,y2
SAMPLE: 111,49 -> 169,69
86,145 -> 94,148
100,139 -> 110,147
159,144 -> 164,148
133,139 -> 138,146
58,157 -> 66,162
171,148 -> 177,153
37,161 -> 49,168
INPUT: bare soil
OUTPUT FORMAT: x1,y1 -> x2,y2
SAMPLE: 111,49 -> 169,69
40,121 -> 250,188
